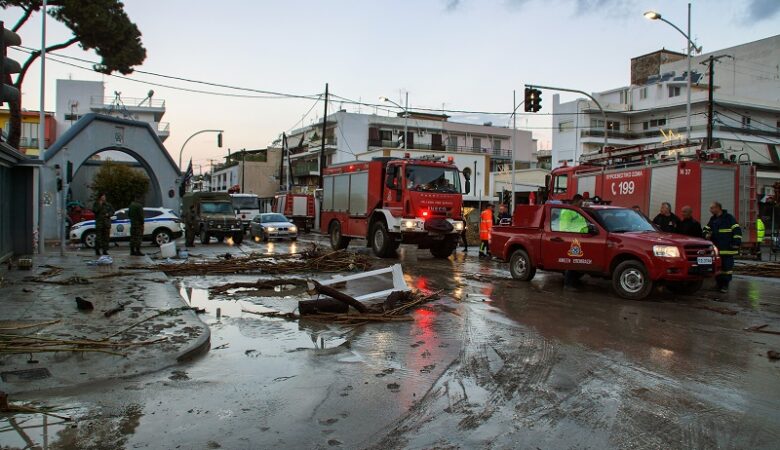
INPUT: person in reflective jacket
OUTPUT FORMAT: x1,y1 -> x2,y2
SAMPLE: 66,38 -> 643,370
703,201 -> 741,293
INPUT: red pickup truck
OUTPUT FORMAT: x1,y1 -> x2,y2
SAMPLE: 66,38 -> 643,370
490,204 -> 720,300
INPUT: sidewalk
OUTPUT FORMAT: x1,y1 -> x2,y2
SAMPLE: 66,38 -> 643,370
0,250 -> 210,395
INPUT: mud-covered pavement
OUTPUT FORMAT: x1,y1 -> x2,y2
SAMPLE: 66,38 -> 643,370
2,237 -> 780,449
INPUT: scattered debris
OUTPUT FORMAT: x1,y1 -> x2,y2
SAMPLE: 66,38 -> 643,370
299,298 -> 349,315
0,320 -> 61,331
734,262 -> 780,278
209,278 -> 308,296
768,350 -> 780,361
212,343 -> 229,350
145,246 -> 372,276
0,391 -> 71,421
745,324 -> 780,336
0,332 -> 168,357
307,281 -> 369,314
75,296 -> 94,311
103,304 -> 126,318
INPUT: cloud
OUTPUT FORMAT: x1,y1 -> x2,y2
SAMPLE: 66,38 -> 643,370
744,0 -> 780,22
444,0 -> 461,12
573,0 -> 639,17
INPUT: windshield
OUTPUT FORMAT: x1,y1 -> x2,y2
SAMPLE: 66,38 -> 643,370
405,165 -> 461,193
232,196 -> 258,209
201,202 -> 234,214
591,208 -> 656,233
261,214 -> 289,223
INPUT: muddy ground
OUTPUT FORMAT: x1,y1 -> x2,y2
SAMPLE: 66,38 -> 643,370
2,238 -> 780,449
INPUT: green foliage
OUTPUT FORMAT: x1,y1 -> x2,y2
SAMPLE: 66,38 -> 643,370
91,160 -> 149,210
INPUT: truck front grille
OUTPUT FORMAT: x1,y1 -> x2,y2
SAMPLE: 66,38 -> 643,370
684,244 -> 716,262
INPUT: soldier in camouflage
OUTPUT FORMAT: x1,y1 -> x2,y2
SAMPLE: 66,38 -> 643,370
128,195 -> 144,256
92,193 -> 114,256
185,204 -> 197,247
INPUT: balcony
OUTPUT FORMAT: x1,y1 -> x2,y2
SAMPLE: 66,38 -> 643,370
90,96 -> 166,109
155,122 -> 170,141
368,140 -> 512,158
292,161 -> 320,177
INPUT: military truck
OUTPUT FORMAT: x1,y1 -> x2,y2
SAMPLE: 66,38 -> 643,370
182,192 -> 244,245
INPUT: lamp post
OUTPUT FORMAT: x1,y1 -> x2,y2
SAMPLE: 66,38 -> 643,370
644,3 -> 701,140
178,129 -> 223,170
380,93 -> 409,150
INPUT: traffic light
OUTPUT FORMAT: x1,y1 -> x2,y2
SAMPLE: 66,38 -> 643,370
1,21 -> 22,107
217,132 -> 223,148
524,87 -> 542,113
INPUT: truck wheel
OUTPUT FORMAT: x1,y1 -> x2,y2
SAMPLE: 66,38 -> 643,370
153,229 -> 173,246
612,260 -> 653,300
199,228 -> 210,245
371,222 -> 395,258
83,230 -> 97,249
509,249 -> 536,281
233,233 -> 244,245
430,238 -> 457,259
329,221 -> 350,250
666,280 -> 703,296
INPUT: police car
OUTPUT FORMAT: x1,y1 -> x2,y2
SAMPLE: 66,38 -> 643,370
69,207 -> 184,249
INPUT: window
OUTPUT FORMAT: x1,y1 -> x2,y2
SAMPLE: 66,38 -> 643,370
447,136 -> 458,149
64,114 -> 81,121
742,116 -> 751,128
550,208 -> 589,234
591,119 -> 605,129
553,174 -> 568,194
472,138 -> 481,151
645,118 -> 667,130
114,211 -> 128,220
493,139 -> 501,151
639,87 -> 647,100
143,209 -> 162,218
21,122 -> 39,141
558,121 -> 574,132
379,130 -> 392,141
607,121 -> 621,131
668,86 -> 681,98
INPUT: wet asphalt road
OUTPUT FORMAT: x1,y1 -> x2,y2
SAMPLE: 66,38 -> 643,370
2,236 -> 780,449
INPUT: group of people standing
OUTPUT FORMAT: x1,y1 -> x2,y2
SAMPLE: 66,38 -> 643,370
91,193 -> 145,257
647,201 -> 745,293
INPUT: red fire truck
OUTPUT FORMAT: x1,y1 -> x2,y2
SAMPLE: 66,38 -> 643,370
273,192 -> 315,232
321,155 -> 468,258
548,141 -> 758,246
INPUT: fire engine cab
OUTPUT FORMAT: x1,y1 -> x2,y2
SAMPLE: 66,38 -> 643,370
321,155 -> 468,258
548,140 -> 758,246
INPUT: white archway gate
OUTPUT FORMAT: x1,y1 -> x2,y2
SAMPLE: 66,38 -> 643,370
42,114 -> 181,241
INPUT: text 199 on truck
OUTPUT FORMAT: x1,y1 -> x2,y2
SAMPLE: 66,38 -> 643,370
321,155 -> 468,258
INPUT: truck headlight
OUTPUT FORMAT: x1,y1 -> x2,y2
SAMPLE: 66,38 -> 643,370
289,226 -> 297,233
453,221 -> 464,231
403,220 -> 416,229
653,245 -> 680,258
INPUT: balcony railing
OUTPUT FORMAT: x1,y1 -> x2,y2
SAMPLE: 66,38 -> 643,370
368,140 -> 512,158
91,96 -> 166,108
157,122 -> 170,133
292,161 -> 320,176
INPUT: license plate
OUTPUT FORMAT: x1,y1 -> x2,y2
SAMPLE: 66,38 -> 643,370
697,256 -> 713,265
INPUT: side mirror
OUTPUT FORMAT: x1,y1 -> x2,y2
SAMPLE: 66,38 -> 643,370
587,223 -> 598,235
464,179 -> 471,195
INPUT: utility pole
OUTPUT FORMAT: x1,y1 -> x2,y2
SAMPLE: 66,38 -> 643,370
511,89 -> 517,212
703,54 -> 731,150
241,149 -> 246,193
319,83 -> 329,189
279,133 -> 286,191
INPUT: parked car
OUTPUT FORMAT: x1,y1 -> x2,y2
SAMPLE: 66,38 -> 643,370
66,201 -> 95,228
249,213 -> 298,242
70,207 -> 184,249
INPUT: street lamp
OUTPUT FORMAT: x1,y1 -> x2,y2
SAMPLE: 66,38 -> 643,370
644,3 -> 702,140
178,129 -> 223,170
380,93 -> 409,150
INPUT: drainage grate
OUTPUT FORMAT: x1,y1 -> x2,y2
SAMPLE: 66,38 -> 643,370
1,368 -> 52,382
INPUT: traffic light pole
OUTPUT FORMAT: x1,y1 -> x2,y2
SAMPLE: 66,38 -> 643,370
526,84 -> 609,150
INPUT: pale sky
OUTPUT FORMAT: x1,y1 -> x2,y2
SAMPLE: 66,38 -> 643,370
6,0 -> 780,171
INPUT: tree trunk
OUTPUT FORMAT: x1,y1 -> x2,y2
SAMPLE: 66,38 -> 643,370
7,97 -> 22,150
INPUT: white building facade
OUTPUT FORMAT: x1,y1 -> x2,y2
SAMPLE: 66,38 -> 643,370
552,34 -> 780,198
55,79 -> 170,142
283,110 -> 538,202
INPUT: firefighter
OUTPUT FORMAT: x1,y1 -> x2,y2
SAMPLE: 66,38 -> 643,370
704,201 -> 741,293
479,204 -> 494,259
185,204 -> 197,247
677,205 -> 702,238
92,193 -> 113,256
757,217 -> 765,243
561,194 -> 587,289
497,204 -> 512,225
128,195 -> 144,256
652,202 -> 680,233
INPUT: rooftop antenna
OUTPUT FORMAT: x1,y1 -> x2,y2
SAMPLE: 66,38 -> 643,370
107,91 -> 132,119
